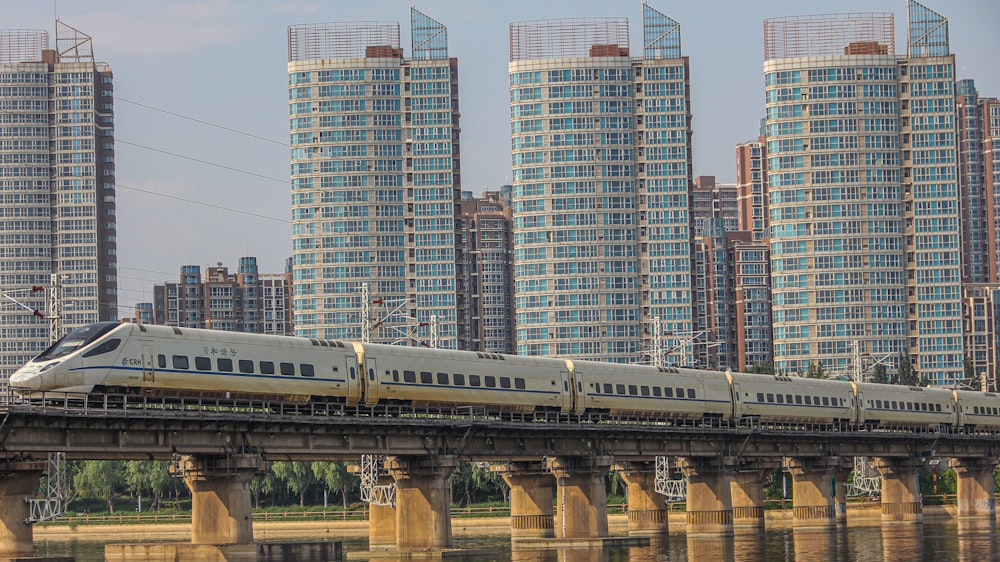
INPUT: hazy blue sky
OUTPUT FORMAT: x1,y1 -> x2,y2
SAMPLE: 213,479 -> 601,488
5,1 -> 998,317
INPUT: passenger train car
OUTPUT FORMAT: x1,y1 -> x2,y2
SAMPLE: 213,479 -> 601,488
10,321 -> 1000,431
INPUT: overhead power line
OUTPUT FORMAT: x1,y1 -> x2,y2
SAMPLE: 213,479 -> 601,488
114,182 -> 290,224
116,97 -> 287,146
117,139 -> 290,185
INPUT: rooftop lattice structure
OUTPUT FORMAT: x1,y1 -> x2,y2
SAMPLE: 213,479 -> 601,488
411,8 -> 448,60
509,17 -> 630,62
288,21 -> 401,62
763,13 -> 895,61
643,3 -> 681,59
908,0 -> 949,57
0,29 -> 48,64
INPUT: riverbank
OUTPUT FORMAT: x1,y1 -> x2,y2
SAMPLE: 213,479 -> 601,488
33,504 -> 959,543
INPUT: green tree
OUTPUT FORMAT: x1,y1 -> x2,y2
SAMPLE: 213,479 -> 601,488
898,352 -> 921,387
271,461 -> 317,507
123,461 -> 175,511
250,469 -> 277,509
312,462 -> 356,509
73,460 -> 125,513
802,361 -> 827,379
747,361 -> 776,375
870,364 -> 889,384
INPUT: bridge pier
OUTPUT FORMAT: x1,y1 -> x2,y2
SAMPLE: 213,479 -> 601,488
679,456 -> 735,536
546,455 -> 612,539
730,462 -> 776,530
172,454 -> 263,545
367,474 -> 397,550
950,457 -> 998,519
385,455 -> 459,550
786,456 -> 843,530
874,457 -> 923,524
496,462 -> 555,539
0,460 -> 45,558
615,462 -> 668,535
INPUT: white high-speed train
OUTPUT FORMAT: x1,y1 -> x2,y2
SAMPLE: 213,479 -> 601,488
9,322 -> 1000,430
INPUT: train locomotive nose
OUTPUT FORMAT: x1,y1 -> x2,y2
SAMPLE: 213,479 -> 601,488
9,372 -> 41,391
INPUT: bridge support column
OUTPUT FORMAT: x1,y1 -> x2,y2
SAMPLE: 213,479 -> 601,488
496,462 -> 555,539
730,463 -> 774,530
679,456 -> 734,536
874,457 -> 923,524
950,457 -> 998,519
615,462 -> 668,535
786,457 -> 843,530
0,460 -> 45,558
172,454 -> 263,545
546,456 -> 612,539
367,474 -> 397,550
385,455 -> 458,550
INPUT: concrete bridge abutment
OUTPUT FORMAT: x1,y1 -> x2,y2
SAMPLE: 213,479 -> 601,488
385,455 -> 459,550
615,461 -> 668,535
950,457 -> 998,519
874,456 -> 923,524
0,460 -> 45,558
679,456 -> 735,536
171,453 -> 263,545
495,462 -> 555,539
786,456 -> 845,530
546,455 -> 612,539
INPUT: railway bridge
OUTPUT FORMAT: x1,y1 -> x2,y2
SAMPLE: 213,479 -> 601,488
0,393 -> 998,556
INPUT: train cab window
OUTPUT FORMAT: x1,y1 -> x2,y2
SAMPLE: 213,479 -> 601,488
653,387 -> 661,397
195,357 -> 211,371
260,361 -> 275,375
776,394 -> 784,404
757,392 -> 765,402
239,360 -> 254,374
485,376 -> 496,388
766,393 -> 774,402
604,384 -> 614,394
616,384 -> 626,395
300,364 -> 314,377
641,386 -> 650,397
454,373 -> 465,385
628,385 -> 637,395
437,373 -> 449,385
420,371 -> 432,384
796,396 -> 803,405
500,376 -> 511,389
172,355 -> 189,370
687,389 -> 696,399
82,339 -> 121,358
515,378 -> 526,390
403,370 -> 416,383
469,375 -> 481,387
158,354 -> 167,368
280,362 -> 295,376
218,358 -> 233,372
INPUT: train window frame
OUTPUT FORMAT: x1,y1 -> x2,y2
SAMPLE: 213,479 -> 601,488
82,338 -> 121,358
218,358 -> 233,372
500,376 -> 512,389
514,378 -> 525,390
454,373 -> 465,385
437,372 -> 449,385
403,370 -> 416,383
260,361 -> 275,375
239,359 -> 254,374
280,362 -> 295,376
420,371 -> 433,384
158,354 -> 167,368
172,355 -> 189,370
687,389 -> 695,399
469,374 -> 481,387
300,364 -> 315,377
195,357 -> 211,371
485,375 -> 496,388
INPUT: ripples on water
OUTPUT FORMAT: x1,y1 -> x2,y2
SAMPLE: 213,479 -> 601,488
33,520 -> 1000,561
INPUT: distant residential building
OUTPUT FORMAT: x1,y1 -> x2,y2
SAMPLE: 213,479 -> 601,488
461,191 -> 514,353
149,257 -> 291,335
735,137 -> 768,241
956,79 -> 1000,285
692,176 -> 738,237
0,23 -> 116,388
962,284 -> 999,392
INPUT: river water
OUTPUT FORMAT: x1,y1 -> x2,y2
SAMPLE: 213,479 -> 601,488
31,519 -> 999,561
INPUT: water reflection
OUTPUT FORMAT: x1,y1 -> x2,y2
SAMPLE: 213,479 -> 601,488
881,522 -> 923,561
686,533 -> 734,561
733,530 -> 765,562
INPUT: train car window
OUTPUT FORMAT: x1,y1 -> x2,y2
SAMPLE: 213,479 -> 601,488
796,396 -> 803,405
82,339 -> 121,358
921,403 -> 928,411
403,371 -> 416,383
239,360 -> 254,374
653,387 -> 662,397
454,373 -> 465,385
876,400 -> 882,408
437,373 -> 449,384
485,376 -> 496,388
935,404 -> 941,412
218,358 -> 233,372
604,383 -> 613,394
664,388 -> 673,398
641,386 -> 650,397
280,363 -> 295,376
766,393 -> 774,402
616,384 -> 626,395
677,388 -> 685,398
891,401 -> 896,409
500,377 -> 511,389
628,385 -> 637,395
300,364 -> 314,377
906,402 -> 913,410
822,397 -> 829,406
260,361 -> 275,375
420,372 -> 432,384
813,396 -> 820,405
687,389 -> 695,399
349,367 -> 356,379
757,393 -> 765,402
172,355 -> 189,370
776,394 -> 784,404
158,354 -> 166,368
515,378 -> 525,390
974,406 -> 980,414
195,357 -> 211,371
469,375 -> 481,387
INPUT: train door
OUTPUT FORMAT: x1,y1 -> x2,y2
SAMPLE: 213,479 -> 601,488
731,382 -> 743,419
345,353 -> 361,405
854,390 -> 864,424
560,369 -> 572,413
362,356 -> 377,406
141,344 -> 155,383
